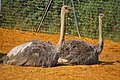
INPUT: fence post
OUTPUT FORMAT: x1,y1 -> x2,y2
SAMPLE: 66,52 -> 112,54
71,0 -> 81,37
36,0 -> 53,32
0,0 -> 1,12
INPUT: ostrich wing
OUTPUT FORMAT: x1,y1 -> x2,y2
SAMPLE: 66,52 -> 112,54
7,41 -> 32,58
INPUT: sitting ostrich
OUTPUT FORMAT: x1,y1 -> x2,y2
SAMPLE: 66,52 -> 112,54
58,14 -> 105,65
0,6 -> 71,67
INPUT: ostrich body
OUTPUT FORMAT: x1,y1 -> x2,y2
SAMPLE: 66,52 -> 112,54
0,6 -> 71,67
58,14 -> 104,65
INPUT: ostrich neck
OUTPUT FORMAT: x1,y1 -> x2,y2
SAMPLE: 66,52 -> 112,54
99,17 -> 103,44
60,11 -> 65,44
57,10 -> 65,47
96,17 -> 104,53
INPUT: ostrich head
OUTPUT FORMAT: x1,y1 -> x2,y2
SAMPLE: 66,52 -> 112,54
61,6 -> 71,14
99,14 -> 105,21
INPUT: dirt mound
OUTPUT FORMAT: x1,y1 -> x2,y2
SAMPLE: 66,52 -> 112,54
0,28 -> 120,80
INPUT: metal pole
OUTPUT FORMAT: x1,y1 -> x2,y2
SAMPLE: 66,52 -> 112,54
71,0 -> 81,37
0,0 -> 1,12
36,0 -> 53,32
64,0 -> 67,5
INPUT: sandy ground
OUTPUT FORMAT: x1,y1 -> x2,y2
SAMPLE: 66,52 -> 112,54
0,28 -> 120,80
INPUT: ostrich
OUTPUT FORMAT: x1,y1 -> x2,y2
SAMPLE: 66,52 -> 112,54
58,14 -> 105,65
0,6 -> 71,67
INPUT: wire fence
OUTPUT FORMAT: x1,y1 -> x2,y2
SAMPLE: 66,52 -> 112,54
0,0 -> 120,41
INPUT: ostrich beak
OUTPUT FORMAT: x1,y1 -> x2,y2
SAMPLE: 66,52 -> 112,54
103,15 -> 107,20
102,14 -> 107,18
67,7 -> 72,12
66,7 -> 71,13
68,8 -> 71,11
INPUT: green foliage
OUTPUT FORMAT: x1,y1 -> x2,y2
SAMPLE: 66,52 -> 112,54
0,0 -> 120,41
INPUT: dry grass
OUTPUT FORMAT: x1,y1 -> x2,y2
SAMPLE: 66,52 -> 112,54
0,28 -> 120,80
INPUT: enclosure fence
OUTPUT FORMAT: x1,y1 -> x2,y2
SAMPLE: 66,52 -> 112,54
0,0 -> 120,41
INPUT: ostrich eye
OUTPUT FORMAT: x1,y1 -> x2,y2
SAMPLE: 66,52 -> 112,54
65,7 -> 68,9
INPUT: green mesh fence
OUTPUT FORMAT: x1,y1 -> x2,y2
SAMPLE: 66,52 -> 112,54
0,0 -> 120,41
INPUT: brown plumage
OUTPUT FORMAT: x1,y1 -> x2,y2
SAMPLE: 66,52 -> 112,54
58,14 -> 104,65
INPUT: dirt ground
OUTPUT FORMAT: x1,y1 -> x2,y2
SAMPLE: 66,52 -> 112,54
0,28 -> 120,80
